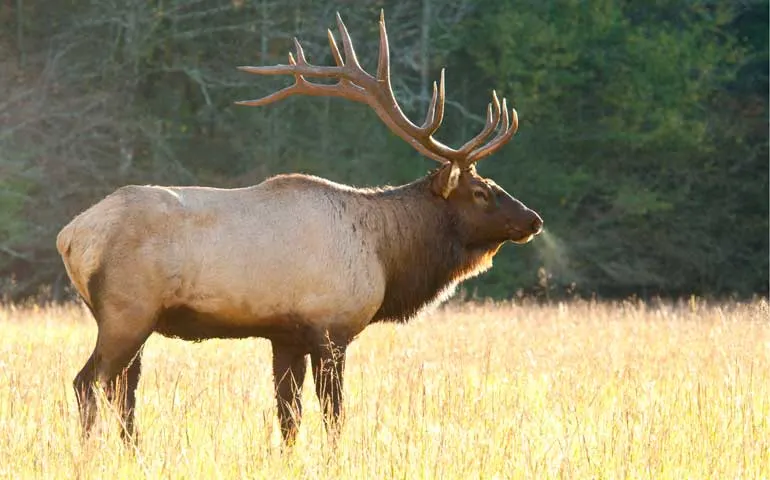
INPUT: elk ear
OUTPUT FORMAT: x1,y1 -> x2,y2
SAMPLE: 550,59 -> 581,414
431,163 -> 461,199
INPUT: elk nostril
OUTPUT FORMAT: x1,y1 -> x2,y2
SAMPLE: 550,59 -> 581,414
530,213 -> 543,233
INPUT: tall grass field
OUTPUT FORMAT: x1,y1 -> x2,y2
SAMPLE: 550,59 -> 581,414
0,299 -> 767,478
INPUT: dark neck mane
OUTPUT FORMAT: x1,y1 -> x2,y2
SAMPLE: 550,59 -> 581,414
364,174 -> 498,323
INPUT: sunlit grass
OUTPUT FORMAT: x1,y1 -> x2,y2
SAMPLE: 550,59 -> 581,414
0,298 -> 768,478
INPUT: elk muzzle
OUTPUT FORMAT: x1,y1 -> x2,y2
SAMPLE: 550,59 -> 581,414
501,196 -> 543,244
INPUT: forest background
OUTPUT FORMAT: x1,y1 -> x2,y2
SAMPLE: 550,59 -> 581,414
0,0 -> 767,301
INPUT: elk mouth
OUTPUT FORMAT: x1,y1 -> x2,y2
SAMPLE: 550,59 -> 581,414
511,233 -> 534,245
509,227 -> 536,245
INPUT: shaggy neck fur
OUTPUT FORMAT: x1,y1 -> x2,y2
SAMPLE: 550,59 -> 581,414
361,173 -> 500,323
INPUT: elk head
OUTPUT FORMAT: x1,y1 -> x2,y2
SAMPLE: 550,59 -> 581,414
237,11 -> 543,247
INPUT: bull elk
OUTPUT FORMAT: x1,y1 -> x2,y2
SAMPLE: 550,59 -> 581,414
56,11 -> 543,446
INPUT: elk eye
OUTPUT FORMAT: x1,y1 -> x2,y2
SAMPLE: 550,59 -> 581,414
473,190 -> 488,202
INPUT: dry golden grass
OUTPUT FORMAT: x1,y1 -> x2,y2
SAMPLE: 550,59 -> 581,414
0,298 -> 768,479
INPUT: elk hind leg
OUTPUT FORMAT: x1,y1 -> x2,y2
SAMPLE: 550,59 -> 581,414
73,350 -> 98,438
108,346 -> 144,443
91,303 -> 155,443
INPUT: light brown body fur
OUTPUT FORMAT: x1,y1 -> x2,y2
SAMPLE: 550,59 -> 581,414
59,176 -> 386,337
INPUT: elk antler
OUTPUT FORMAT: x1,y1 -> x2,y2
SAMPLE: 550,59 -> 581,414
236,11 -> 518,167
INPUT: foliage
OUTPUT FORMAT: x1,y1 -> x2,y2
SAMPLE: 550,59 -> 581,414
0,0 -> 767,300
458,0 -> 767,297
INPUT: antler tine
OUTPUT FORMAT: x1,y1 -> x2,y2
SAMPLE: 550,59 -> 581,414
336,12 -> 363,72
468,99 -> 519,162
327,29 -> 344,66
235,84 -> 298,107
376,10 -> 390,81
293,38 -> 308,65
420,69 -> 446,136
421,81 -> 439,131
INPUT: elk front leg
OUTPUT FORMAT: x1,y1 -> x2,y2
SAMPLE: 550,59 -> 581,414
271,341 -> 307,446
311,336 -> 347,439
